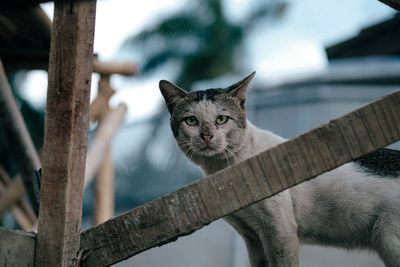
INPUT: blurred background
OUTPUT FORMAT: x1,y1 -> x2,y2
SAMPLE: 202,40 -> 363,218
1,0 -> 400,266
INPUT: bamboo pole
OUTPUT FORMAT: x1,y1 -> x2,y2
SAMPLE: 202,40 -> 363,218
35,0 -> 97,266
92,75 -> 117,225
93,148 -> 115,225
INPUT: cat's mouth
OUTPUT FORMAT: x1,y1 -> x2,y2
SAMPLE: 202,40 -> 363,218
199,144 -> 214,151
197,143 -> 223,156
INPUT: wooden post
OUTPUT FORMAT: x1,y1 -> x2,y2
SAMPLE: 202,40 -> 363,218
35,0 -> 96,266
0,60 -> 41,214
92,75 -> 116,225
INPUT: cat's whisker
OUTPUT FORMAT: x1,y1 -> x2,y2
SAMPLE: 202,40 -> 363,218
222,148 -> 231,166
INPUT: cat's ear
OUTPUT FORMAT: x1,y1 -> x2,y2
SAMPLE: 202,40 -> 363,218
226,71 -> 256,108
159,80 -> 189,113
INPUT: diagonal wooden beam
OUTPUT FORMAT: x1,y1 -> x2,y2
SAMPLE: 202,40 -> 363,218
0,166 -> 37,231
79,90 -> 400,266
35,0 -> 97,266
0,176 -> 25,216
0,60 -> 41,214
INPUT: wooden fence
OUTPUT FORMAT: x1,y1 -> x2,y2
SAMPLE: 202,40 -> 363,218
0,0 -> 399,266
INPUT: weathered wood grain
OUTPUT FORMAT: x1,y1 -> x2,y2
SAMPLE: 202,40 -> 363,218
35,1 -> 96,266
0,227 -> 36,267
80,90 -> 400,266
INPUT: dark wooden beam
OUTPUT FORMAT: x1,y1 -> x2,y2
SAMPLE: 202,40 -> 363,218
0,227 -> 36,266
35,0 -> 96,266
79,90 -> 400,266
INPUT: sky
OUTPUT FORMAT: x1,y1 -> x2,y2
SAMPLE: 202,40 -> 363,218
20,0 -> 394,122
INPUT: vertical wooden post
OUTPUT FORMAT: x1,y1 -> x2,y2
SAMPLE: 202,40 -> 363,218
93,75 -> 115,225
35,0 -> 96,266
94,148 -> 115,225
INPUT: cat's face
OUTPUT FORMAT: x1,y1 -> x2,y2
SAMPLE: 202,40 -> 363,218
159,72 -> 255,160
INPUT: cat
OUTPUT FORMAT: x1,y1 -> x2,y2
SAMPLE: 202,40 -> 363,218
159,72 -> 400,267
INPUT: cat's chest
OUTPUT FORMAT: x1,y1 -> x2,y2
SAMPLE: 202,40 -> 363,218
202,159 -> 232,175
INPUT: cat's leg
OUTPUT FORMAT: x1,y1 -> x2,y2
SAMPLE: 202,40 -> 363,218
258,193 -> 300,267
372,212 -> 400,267
259,228 -> 300,267
243,238 -> 270,267
224,212 -> 270,267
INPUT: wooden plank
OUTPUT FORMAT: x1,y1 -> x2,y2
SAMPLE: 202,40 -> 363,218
0,227 -> 35,267
0,60 -> 41,214
35,1 -> 96,266
79,90 -> 400,266
379,0 -> 400,11
93,60 -> 137,76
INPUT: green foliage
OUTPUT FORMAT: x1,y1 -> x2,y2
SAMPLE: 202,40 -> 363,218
122,0 -> 285,89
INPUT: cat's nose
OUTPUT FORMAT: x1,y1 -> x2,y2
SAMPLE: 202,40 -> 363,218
201,134 -> 213,143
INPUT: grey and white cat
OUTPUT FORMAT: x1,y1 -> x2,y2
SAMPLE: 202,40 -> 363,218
159,72 -> 400,267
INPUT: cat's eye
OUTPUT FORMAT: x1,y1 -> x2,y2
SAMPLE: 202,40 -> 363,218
184,116 -> 198,126
216,115 -> 229,125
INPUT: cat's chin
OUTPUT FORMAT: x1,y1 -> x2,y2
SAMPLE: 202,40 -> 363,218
197,147 -> 218,157
195,147 -> 229,159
